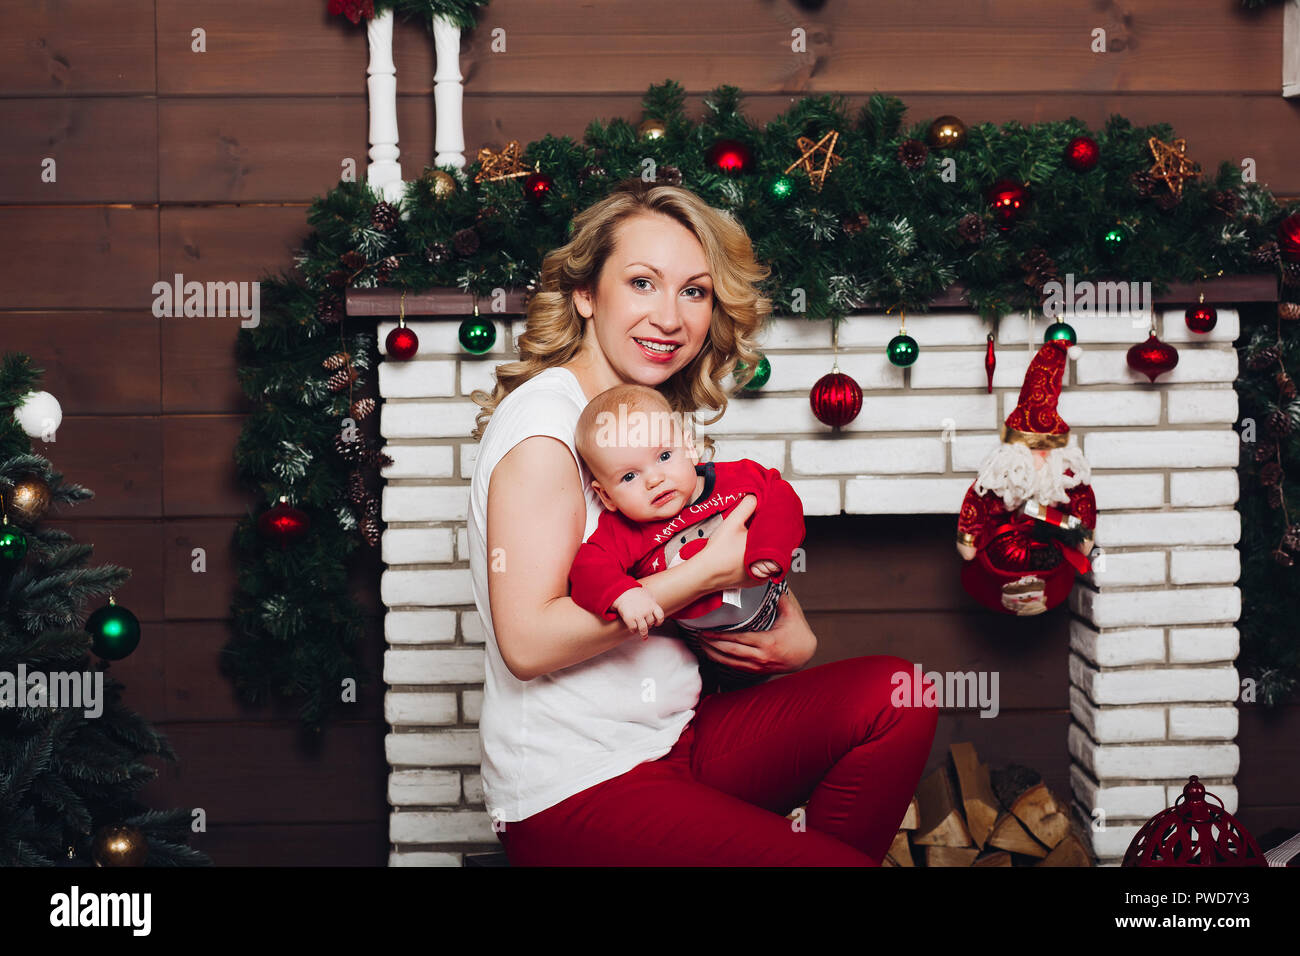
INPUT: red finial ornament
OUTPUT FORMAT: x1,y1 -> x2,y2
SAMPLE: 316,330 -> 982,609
984,332 -> 996,393
1122,775 -> 1267,867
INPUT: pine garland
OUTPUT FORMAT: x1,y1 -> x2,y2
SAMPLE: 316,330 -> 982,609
236,81 -> 1300,726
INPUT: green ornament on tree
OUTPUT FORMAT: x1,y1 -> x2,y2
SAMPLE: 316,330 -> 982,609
770,176 -> 794,201
0,518 -> 27,563
458,315 -> 496,355
887,333 -> 919,367
1100,224 -> 1130,260
737,354 -> 771,390
1044,320 -> 1077,345
87,596 -> 141,661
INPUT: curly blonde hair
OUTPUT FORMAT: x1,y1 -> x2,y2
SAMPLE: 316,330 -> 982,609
469,178 -> 771,460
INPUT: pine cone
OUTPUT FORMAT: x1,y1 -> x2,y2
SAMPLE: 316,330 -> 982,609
361,515 -> 382,547
340,250 -> 367,271
322,351 -> 351,371
316,291 -> 345,325
1267,407 -> 1293,438
364,496 -> 380,518
333,433 -> 366,463
370,201 -> 399,231
957,212 -> 987,244
577,164 -> 607,187
1251,240 -> 1280,266
324,269 -> 349,290
1260,461 -> 1284,487
1267,485 -> 1284,509
476,205 -> 499,224
326,367 -> 358,392
452,227 -> 480,257
1282,261 -> 1300,288
1247,344 -> 1281,371
841,212 -> 871,236
350,397 -> 376,420
424,242 -> 449,265
1209,190 -> 1241,216
1277,372 -> 1297,403
896,139 -> 929,171
376,254 -> 400,282
1129,170 -> 1157,197
1281,301 -> 1300,321
1153,190 -> 1181,211
347,469 -> 368,506
367,446 -> 395,469
1282,525 -> 1300,552
658,165 -> 683,186
1253,440 -> 1277,463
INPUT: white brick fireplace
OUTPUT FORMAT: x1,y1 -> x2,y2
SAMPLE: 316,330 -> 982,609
373,300 -> 1245,867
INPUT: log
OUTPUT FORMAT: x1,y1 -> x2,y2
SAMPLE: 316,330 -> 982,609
1038,831 -> 1093,867
949,743 -> 999,850
912,765 -> 973,848
972,850 -> 1013,867
925,845 -> 981,867
885,829 -> 914,867
900,796 -> 919,831
992,764 -> 1070,850
987,810 -> 1048,858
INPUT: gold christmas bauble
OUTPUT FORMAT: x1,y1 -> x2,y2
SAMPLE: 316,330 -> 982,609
926,115 -> 967,150
91,824 -> 148,867
422,169 -> 457,201
637,117 -> 666,140
7,475 -> 51,526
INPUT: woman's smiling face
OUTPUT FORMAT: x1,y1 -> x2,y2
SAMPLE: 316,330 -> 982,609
573,212 -> 715,387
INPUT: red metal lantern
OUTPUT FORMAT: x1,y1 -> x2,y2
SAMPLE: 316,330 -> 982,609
1122,775 -> 1267,867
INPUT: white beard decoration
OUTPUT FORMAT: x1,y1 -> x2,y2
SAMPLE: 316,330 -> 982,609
971,439 -> 1092,512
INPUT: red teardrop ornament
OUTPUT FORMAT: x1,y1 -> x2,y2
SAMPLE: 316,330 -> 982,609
1127,333 -> 1179,382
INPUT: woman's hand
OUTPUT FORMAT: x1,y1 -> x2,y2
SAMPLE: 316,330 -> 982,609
692,587 -> 817,677
697,495 -> 759,591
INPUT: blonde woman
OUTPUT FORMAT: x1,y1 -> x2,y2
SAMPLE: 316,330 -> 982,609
467,179 -> 937,865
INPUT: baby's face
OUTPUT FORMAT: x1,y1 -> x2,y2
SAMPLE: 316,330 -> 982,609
590,430 -> 701,522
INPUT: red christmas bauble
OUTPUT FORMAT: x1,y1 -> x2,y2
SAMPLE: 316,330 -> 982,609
1185,304 -> 1217,333
706,139 -> 753,175
386,325 -> 419,360
986,178 -> 1029,230
258,499 -> 310,549
810,371 -> 862,427
1277,212 -> 1300,262
1127,333 -> 1179,382
524,171 -> 554,201
1063,135 -> 1100,172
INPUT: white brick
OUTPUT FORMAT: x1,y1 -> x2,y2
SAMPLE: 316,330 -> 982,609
381,401 -> 481,439
379,359 -> 457,397
382,484 -> 470,522
1169,627 -> 1239,663
1083,550 -> 1165,587
1169,548 -> 1240,585
1074,348 -> 1237,385
461,689 -> 483,723
382,527 -> 454,565
951,434 -> 1000,471
379,318 -> 508,355
845,394 -> 998,433
1093,510 -> 1239,547
460,611 -> 486,644
388,769 -> 460,806
460,359 -> 501,396
1084,430 -> 1238,468
388,851 -> 464,866
1070,654 -> 1238,704
704,439 -> 786,471
385,648 -> 484,684
1070,767 -> 1169,818
838,311 -> 990,347
1071,585 -> 1241,627
910,350 -> 1032,389
1167,388 -> 1238,424
459,443 -> 480,481
1070,620 -> 1166,666
456,526 -> 469,561
385,691 -> 458,726
790,438 -> 945,475
380,444 -> 456,479
705,397 -> 824,435
1169,470 -> 1238,507
726,352 -> 903,392
754,317 -> 838,350
1091,826 -> 1142,859
845,478 -> 972,514
788,478 -> 841,514
389,809 -> 496,843
385,610 -> 457,645
1069,724 -> 1239,778
380,568 -> 474,607
1070,687 -> 1166,741
1158,307 -> 1239,344
385,729 -> 481,766
1039,390 -> 1161,427
1165,781 -> 1237,814
1090,473 -> 1165,509
463,772 -> 484,804
1168,705 -> 1238,740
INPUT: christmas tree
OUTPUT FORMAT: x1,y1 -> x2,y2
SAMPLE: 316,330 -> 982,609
0,354 -> 210,866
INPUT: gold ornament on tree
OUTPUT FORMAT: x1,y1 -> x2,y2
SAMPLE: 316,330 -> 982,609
784,130 -> 842,192
421,168 -> 457,200
637,117 -> 666,139
926,115 -> 967,149
92,824 -> 148,867
6,474 -> 51,526
473,141 -> 533,184
1146,136 -> 1201,198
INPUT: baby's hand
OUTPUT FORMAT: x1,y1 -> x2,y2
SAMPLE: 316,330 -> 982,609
611,586 -> 665,640
748,559 -> 782,578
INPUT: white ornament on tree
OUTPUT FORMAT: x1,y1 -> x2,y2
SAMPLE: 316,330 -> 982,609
366,8 -> 404,203
13,390 -> 63,440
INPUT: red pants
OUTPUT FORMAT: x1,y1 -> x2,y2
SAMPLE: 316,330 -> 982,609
496,655 -> 938,866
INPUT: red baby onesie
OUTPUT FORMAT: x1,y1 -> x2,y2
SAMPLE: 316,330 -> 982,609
569,459 -> 806,622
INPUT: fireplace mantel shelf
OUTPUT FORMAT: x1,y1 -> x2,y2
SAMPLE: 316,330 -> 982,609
346,274 -> 1279,318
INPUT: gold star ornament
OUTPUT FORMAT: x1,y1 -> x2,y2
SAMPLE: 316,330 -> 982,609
784,130 -> 843,192
1147,136 -> 1200,198
473,140 -> 534,184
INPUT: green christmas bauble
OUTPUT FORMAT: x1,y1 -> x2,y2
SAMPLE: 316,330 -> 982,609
1044,321 -> 1077,345
458,317 -> 496,355
0,522 -> 27,562
887,333 -> 919,367
86,600 -> 141,661
770,176 -> 794,201
1100,224 -> 1130,260
737,354 -> 771,390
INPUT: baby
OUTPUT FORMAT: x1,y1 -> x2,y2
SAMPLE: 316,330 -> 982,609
568,383 -> 805,638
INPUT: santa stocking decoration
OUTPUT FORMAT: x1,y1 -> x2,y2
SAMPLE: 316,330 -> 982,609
956,339 -> 1097,616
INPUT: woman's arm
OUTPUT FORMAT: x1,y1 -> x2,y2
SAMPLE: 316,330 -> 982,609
486,435 -> 735,681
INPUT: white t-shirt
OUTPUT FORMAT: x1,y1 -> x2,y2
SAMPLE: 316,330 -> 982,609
467,365 -> 702,823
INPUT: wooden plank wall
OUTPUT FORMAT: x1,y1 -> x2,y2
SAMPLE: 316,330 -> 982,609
2,1 -> 1295,864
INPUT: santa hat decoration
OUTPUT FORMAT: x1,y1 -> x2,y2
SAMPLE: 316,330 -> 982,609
1001,339 -> 1082,448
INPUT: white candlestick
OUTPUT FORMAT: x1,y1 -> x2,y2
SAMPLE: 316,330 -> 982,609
432,13 -> 466,170
366,8 -> 404,201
